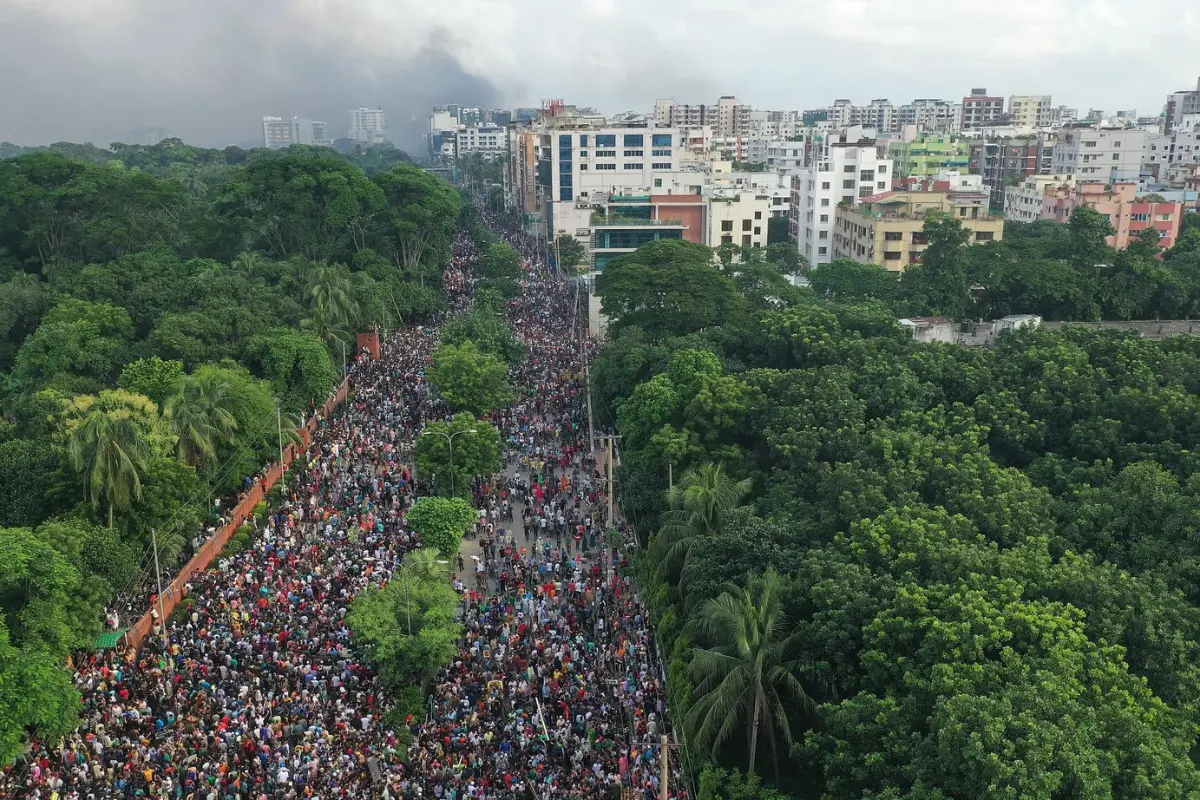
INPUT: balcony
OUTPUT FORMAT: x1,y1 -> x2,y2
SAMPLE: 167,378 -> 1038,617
590,212 -> 685,227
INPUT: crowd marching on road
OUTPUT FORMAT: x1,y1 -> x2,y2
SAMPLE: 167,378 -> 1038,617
2,207 -> 684,800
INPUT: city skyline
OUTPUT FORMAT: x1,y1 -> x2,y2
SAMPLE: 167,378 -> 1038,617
2,0 -> 1198,148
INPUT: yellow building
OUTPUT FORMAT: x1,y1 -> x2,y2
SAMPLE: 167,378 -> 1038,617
831,186 -> 1004,271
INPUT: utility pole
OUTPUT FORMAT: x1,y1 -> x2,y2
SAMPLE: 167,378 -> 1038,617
151,529 -> 170,662
276,406 -> 285,468
341,339 -> 348,375
668,462 -> 673,491
660,734 -> 670,800
602,435 -> 621,528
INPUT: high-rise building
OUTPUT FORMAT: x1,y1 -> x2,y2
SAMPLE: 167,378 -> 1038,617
790,130 -> 893,267
961,88 -> 1005,129
1051,126 -> 1146,184
655,96 -> 749,136
349,107 -> 388,145
262,116 -> 296,149
1008,95 -> 1052,128
969,135 -> 1053,211
1165,78 -> 1200,134
295,119 -> 330,147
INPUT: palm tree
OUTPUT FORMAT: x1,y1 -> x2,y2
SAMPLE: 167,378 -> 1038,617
164,372 -> 239,468
688,569 -> 816,783
68,408 -> 153,529
233,250 -> 265,279
654,462 -> 753,582
306,264 -> 360,342
401,547 -> 452,583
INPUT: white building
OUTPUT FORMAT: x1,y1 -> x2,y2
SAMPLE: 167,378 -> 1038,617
455,125 -> 508,160
765,139 -> 811,174
1008,95 -> 1052,129
262,116 -> 295,149
897,99 -> 959,133
1051,126 -> 1146,184
709,191 -> 772,249
295,119 -> 330,147
790,133 -> 893,266
861,99 -> 896,134
349,107 -> 388,145
1003,174 -> 1077,223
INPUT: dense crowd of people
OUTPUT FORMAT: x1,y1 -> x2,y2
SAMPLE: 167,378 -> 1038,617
2,208 -> 682,800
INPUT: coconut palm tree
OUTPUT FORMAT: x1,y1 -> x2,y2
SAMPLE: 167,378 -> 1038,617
654,462 -> 753,583
688,569 -> 816,783
164,371 -> 238,468
306,264 -> 360,342
68,407 -> 153,529
233,250 -> 266,280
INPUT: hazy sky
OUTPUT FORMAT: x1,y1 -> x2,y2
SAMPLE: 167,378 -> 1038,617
2,0 -> 1199,150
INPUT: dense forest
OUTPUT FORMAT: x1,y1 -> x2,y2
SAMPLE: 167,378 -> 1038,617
810,209 -> 1200,321
596,235 -> 1200,799
0,141 -> 464,761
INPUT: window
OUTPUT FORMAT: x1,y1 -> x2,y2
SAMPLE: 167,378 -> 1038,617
624,150 -> 644,157
652,162 -> 671,170
820,214 -> 829,223
878,165 -> 887,174
818,246 -> 827,255
975,231 -> 994,241
754,227 -> 761,235
842,196 -> 854,205
652,133 -> 672,147
843,179 -> 855,189
820,198 -> 830,207
878,182 -> 887,189
623,163 -> 643,170
1112,153 -> 1120,160
623,134 -> 644,147
721,220 -> 733,232
654,178 -> 662,188
821,181 -> 831,190
652,149 -> 672,157
742,219 -> 752,231
559,187 -> 573,201
844,165 -> 856,173
1114,141 -> 1122,147
1162,213 -> 1174,220
884,231 -> 902,241
911,231 -> 928,244
721,234 -> 733,245
884,251 -> 901,261
595,150 -> 616,157
580,164 -> 588,171
818,230 -> 828,239
595,163 -> 616,171
754,211 -> 762,220
580,151 -> 588,158
595,134 -> 616,147
559,134 -> 572,147
742,234 -> 752,245
579,134 -> 589,146
1084,140 -> 1097,147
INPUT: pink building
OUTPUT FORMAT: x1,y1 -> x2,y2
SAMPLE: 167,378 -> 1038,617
1040,182 -> 1183,250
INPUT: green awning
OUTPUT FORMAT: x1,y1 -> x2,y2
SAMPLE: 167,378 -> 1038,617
93,629 -> 128,649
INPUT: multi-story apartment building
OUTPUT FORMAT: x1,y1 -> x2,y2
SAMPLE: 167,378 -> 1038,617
1004,174 -> 1077,223
969,135 -> 1054,211
832,181 -> 1003,271
295,119 -> 330,147
790,131 -> 893,266
349,107 -> 388,145
861,99 -> 896,134
709,191 -> 773,249
1165,78 -> 1200,134
262,116 -> 296,149
1041,182 -> 1183,249
1008,95 -> 1053,128
890,134 -> 971,178
655,96 -> 749,137
1049,105 -> 1079,126
961,88 -> 1005,129
896,99 -> 959,133
455,125 -> 508,160
1050,126 -> 1145,184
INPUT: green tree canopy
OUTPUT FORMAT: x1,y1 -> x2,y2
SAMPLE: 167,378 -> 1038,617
428,340 -> 515,416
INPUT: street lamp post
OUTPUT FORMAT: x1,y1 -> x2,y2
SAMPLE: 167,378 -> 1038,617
421,428 -> 478,496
